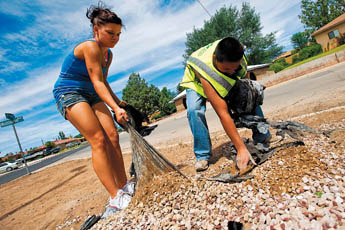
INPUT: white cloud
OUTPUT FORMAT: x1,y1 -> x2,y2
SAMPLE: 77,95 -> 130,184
0,61 -> 29,74
109,75 -> 130,93
0,0 -> 32,17
107,0 -> 215,76
140,55 -> 182,76
0,67 -> 59,114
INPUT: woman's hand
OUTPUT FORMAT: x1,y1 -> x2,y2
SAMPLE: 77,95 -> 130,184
114,107 -> 128,124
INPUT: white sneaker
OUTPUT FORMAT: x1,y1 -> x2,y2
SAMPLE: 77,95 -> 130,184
110,189 -> 132,210
101,189 -> 132,219
101,205 -> 119,219
122,181 -> 136,196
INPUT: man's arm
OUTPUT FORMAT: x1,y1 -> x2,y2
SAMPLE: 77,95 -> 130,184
199,76 -> 253,169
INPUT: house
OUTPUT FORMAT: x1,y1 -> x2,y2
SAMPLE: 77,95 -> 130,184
247,63 -> 272,80
53,138 -> 85,150
169,90 -> 187,112
273,50 -> 294,64
312,13 -> 345,52
170,63 -> 273,112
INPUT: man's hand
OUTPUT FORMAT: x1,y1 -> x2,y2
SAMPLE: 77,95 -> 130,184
236,148 -> 256,169
115,107 -> 128,124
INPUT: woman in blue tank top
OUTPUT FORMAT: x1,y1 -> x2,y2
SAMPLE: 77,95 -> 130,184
53,3 -> 134,218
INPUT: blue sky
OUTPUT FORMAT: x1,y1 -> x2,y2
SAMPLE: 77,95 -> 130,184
0,0 -> 303,156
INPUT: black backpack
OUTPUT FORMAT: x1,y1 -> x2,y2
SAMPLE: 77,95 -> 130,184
226,79 -> 265,115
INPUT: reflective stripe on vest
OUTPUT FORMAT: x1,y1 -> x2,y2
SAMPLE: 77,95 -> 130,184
180,38 -> 248,98
187,56 -> 233,92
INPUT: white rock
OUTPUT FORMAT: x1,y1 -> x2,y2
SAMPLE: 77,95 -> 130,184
330,186 -> 339,193
308,205 -> 316,212
335,196 -> 343,204
303,185 -> 310,191
259,213 -> 266,225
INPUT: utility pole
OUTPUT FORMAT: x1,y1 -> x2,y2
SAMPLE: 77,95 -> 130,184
196,0 -> 212,18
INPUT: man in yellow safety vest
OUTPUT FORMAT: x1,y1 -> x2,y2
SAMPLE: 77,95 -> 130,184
180,37 -> 271,171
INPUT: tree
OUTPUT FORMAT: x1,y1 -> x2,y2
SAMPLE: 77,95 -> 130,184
122,73 -> 178,117
58,131 -> 66,140
45,141 -> 56,149
74,133 -> 83,138
183,2 -> 283,65
159,87 -> 176,116
299,0 -> 345,35
122,73 -> 160,115
176,84 -> 185,94
291,32 -> 309,50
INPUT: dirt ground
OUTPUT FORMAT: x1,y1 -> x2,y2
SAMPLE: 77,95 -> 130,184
1,79 -> 345,230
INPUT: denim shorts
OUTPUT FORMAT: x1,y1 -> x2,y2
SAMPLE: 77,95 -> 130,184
56,91 -> 102,119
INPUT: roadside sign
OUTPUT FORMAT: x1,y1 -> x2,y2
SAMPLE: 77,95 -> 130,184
0,114 -> 30,174
0,116 -> 24,127
5,113 -> 15,120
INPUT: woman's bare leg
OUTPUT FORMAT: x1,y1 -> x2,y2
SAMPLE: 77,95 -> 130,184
92,102 -> 127,189
65,102 -> 119,198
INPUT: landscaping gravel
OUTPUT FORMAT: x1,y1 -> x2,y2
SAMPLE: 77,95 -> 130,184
91,119 -> 345,230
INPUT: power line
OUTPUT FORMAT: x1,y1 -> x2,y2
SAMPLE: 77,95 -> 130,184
196,0 -> 212,18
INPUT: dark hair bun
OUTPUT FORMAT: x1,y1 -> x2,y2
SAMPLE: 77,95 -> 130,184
86,2 -> 122,26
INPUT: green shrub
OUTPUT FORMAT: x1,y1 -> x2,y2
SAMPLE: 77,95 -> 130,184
269,63 -> 285,73
291,49 -> 299,55
151,113 -> 163,120
45,141 -> 56,149
269,58 -> 290,73
297,44 -> 322,61
292,54 -> 300,64
337,33 -> 345,46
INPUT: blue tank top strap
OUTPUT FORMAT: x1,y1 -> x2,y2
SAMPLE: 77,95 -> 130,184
53,39 -> 112,102
82,39 -> 111,66
105,48 -> 111,66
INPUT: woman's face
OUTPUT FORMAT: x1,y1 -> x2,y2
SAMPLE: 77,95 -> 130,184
94,23 -> 122,48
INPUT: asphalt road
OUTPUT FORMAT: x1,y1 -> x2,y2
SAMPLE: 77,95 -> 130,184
0,144 -> 90,184
126,61 -> 345,149
1,62 -> 345,184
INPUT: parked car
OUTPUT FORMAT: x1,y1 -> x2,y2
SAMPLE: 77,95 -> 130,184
24,151 -> 45,161
0,161 -> 19,173
15,158 -> 24,166
24,153 -> 36,161
66,142 -> 80,148
44,146 -> 61,156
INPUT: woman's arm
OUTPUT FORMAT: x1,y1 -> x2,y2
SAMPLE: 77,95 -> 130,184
103,51 -> 127,108
199,76 -> 255,169
83,42 -> 127,122
103,51 -> 120,103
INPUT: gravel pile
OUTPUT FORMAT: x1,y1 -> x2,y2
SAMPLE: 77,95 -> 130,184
91,120 -> 345,230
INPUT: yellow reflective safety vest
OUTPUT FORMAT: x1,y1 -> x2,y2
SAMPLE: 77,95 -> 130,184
180,39 -> 248,98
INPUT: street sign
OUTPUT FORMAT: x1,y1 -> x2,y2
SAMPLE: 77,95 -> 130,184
0,116 -> 24,127
0,114 -> 30,174
5,113 -> 15,120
